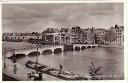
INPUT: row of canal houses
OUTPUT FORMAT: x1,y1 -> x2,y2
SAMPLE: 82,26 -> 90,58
2,25 -> 124,47
2,26 -> 97,45
41,26 -> 95,45
106,25 -> 124,47
2,32 -> 38,42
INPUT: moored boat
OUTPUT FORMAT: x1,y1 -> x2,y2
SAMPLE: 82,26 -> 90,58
25,60 -> 88,80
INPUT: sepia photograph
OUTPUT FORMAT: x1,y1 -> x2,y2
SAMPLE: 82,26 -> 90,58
2,3 -> 124,81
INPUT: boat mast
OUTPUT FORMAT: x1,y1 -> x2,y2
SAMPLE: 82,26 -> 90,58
36,33 -> 39,64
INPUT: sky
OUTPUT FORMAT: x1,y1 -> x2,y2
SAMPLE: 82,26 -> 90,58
2,3 -> 124,32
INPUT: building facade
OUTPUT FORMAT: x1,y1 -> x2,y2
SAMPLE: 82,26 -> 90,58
94,28 -> 106,44
106,25 -> 124,47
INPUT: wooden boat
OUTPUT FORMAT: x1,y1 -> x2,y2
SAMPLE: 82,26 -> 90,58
25,60 -> 88,80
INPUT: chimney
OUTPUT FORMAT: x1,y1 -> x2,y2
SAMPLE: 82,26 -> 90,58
115,25 -> 118,28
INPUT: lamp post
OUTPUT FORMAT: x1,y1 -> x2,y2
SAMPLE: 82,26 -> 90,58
3,48 -> 6,68
12,49 -> 17,74
36,34 -> 39,64
35,34 -> 40,74
13,58 -> 17,74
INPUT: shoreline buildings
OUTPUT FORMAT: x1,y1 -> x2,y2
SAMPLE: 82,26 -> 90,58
2,25 -> 124,48
106,25 -> 124,47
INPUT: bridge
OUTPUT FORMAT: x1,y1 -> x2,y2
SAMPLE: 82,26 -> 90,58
73,44 -> 99,50
4,45 -> 64,57
4,44 -> 99,57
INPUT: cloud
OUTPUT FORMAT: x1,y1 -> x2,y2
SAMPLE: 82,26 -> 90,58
2,3 -> 124,32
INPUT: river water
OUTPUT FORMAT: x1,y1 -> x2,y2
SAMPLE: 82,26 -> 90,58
16,47 -> 124,80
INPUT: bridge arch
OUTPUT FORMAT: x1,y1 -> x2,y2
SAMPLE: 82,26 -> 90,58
92,46 -> 95,48
28,51 -> 40,57
8,53 -> 25,60
54,48 -> 62,54
81,46 -> 86,50
87,46 -> 91,48
75,46 -> 80,51
42,49 -> 52,55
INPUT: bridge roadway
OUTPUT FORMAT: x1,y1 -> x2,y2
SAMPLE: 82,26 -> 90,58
4,44 -> 98,57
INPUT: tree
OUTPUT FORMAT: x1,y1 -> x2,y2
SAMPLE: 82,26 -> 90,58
88,62 -> 102,80
104,30 -> 116,44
